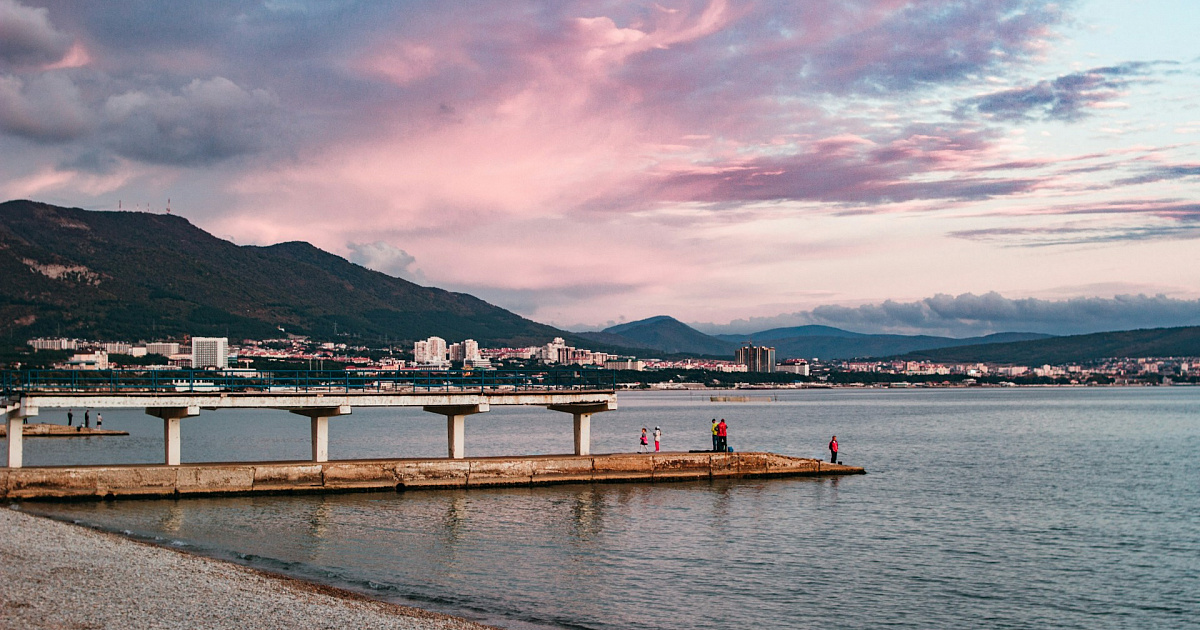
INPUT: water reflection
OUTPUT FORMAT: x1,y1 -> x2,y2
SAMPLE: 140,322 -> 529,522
159,501 -> 184,533
441,493 -> 469,546
568,488 -> 604,543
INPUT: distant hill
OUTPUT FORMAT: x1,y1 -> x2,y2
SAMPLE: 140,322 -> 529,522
715,325 -> 866,341
762,331 -> 1052,360
0,200 -> 593,347
901,326 -> 1200,365
714,323 -> 1052,360
578,316 -> 737,356
578,315 -> 1053,360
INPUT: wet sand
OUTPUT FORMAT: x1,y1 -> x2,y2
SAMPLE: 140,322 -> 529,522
0,507 -> 497,630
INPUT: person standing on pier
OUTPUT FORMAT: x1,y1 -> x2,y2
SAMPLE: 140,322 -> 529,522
653,426 -> 662,452
711,419 -> 719,452
84,410 -> 90,428
829,436 -> 838,463
717,419 -> 728,452
96,414 -> 103,429
639,428 -> 650,453
67,409 -> 73,427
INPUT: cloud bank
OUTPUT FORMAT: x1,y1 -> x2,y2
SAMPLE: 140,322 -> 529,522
1,1 -> 1198,328
698,293 -> 1200,338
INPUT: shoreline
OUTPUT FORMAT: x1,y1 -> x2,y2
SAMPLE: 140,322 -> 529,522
0,506 -> 500,630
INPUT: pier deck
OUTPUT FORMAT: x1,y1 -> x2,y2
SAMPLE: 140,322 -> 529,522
0,452 -> 864,500
4,368 -> 618,468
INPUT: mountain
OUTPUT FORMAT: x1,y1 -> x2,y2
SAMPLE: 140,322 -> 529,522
762,331 -> 1053,360
0,200 -> 578,347
578,315 -> 1055,359
712,324 -> 1052,360
578,316 -> 737,356
715,325 -> 866,341
900,326 -> 1200,365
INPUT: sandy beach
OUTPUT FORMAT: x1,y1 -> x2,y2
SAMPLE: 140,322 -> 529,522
0,507 -> 497,630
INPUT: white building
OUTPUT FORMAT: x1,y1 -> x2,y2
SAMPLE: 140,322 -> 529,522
413,336 -> 450,367
777,362 -> 810,376
463,339 -> 481,362
103,341 -> 132,355
28,338 -> 78,351
191,337 -> 229,369
146,342 -> 181,356
541,337 -> 568,363
67,351 -> 108,370
604,359 -> 644,371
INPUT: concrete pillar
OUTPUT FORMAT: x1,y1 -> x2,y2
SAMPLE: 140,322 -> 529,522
573,413 -> 592,456
447,415 -> 465,459
146,406 -> 199,466
5,402 -> 37,468
164,417 -> 181,466
289,406 -> 351,463
423,404 -> 489,459
311,417 -> 328,462
548,401 -> 616,457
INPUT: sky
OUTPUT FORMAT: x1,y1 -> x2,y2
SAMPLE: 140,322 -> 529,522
2,0 -> 1199,337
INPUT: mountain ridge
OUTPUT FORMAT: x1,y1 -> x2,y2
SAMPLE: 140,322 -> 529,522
899,326 -> 1200,365
0,200 -> 589,347
587,315 -> 1055,360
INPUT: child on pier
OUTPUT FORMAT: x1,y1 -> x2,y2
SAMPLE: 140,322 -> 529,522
639,428 -> 650,453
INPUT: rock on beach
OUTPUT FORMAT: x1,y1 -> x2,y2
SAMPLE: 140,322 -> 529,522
0,507 -> 496,630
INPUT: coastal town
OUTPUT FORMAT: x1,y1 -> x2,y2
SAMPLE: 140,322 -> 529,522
19,334 -> 1198,387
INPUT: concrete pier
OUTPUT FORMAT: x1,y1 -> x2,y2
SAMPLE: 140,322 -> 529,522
0,452 -> 864,501
3,390 -> 617,468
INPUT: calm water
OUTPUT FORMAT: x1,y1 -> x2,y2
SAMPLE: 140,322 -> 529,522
16,388 -> 1200,629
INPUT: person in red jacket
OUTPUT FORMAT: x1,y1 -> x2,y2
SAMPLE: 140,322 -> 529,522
829,436 -> 838,463
717,419 -> 728,452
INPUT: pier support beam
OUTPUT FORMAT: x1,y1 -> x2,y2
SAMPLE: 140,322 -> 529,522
423,403 -> 489,459
289,406 -> 352,463
146,406 -> 199,466
548,401 -> 616,456
5,402 -> 37,468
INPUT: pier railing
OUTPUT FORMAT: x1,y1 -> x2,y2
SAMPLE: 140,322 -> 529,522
1,368 -> 617,396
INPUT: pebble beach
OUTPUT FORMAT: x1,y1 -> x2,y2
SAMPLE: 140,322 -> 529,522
0,507 -> 497,630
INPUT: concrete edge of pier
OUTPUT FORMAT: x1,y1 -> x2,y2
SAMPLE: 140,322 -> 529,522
0,452 -> 864,501
0,423 -> 129,438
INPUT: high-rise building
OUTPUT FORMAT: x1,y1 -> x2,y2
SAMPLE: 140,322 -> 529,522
426,336 -> 447,362
191,337 -> 229,369
413,336 -> 449,367
735,345 -> 776,373
463,339 -> 480,362
541,337 -> 568,363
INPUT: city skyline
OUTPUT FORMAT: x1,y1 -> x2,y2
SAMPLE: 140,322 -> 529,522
2,1 -> 1199,334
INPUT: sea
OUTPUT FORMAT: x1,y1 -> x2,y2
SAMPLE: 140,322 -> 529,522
15,387 -> 1200,630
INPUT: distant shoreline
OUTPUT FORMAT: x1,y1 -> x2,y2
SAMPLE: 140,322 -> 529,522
635,381 -> 1196,391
